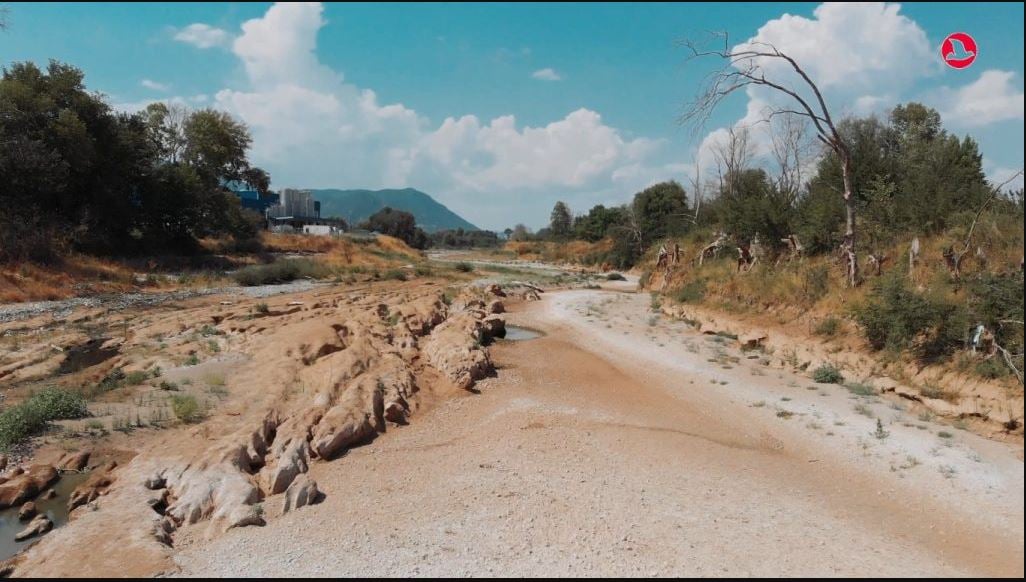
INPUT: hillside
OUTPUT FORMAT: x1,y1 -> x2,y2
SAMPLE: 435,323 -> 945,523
311,188 -> 478,233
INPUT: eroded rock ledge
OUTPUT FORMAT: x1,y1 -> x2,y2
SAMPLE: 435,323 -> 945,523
12,282 -> 508,576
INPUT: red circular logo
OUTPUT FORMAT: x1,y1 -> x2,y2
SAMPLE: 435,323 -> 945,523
941,32 -> 977,69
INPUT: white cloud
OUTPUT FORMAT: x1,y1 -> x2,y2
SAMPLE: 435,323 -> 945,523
173,23 -> 231,49
692,2 -> 936,179
531,68 -> 562,81
200,2 -> 672,228
140,79 -> 169,92
984,160 -> 1025,192
939,70 -> 1024,127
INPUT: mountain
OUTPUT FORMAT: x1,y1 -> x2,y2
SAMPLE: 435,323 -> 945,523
310,188 -> 478,233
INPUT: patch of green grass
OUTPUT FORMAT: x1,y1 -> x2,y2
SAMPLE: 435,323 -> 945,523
672,279 -> 707,304
383,269 -> 408,281
453,262 -> 474,273
170,394 -> 203,424
125,370 -> 150,386
233,258 -> 331,286
0,388 -> 89,450
813,317 -> 842,338
844,381 -> 875,397
812,364 -> 844,384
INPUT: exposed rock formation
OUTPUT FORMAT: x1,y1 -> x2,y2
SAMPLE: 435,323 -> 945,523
145,286 -> 505,542
18,501 -> 37,521
56,451 -> 91,472
8,282 -> 505,576
0,464 -> 59,509
67,461 -> 117,512
15,514 -> 53,541
282,474 -> 320,513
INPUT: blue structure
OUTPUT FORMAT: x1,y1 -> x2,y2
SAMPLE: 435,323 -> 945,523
225,181 -> 280,214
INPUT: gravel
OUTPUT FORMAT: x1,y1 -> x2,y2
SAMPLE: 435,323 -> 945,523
0,280 -> 329,324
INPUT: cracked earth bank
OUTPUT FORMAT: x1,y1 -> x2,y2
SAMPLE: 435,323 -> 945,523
167,287 -> 1022,578
14,283 -> 1024,577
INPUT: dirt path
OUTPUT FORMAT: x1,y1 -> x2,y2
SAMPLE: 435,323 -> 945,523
173,287 -> 1024,577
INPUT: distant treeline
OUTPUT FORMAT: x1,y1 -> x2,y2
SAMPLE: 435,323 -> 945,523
517,103 -> 1024,269
1,61 -> 268,263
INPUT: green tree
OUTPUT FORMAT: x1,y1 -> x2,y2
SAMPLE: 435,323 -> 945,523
718,169 -> 791,245
549,201 -> 573,240
0,60 -> 267,260
632,181 -> 690,243
182,109 -> 252,184
361,207 -> 428,249
573,204 -> 626,242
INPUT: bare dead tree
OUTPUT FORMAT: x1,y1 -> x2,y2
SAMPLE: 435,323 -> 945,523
768,114 -> 813,204
699,231 -> 729,266
710,125 -> 752,200
908,237 -> 921,280
681,34 -> 860,287
687,157 -> 703,226
946,169 -> 1023,280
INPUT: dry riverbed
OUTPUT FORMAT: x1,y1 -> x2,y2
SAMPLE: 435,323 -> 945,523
169,285 -> 1023,577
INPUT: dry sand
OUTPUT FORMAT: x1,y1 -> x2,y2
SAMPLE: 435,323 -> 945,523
172,287 -> 1024,577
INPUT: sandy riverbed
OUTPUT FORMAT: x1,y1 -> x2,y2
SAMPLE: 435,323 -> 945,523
172,286 -> 1023,577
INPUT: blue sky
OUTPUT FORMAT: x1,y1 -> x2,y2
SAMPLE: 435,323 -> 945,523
2,2 -> 1023,229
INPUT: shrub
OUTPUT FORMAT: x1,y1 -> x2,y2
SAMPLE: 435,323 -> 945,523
170,394 -> 203,423
812,364 -> 844,384
814,317 -> 842,338
83,369 -> 126,398
801,264 -> 831,303
853,273 -> 967,363
638,270 -> 652,288
974,358 -> 1009,380
383,269 -> 408,281
605,272 -> 626,281
0,388 -> 89,450
233,259 -> 331,286
673,279 -> 707,304
454,262 -> 474,273
844,381 -> 875,397
919,384 -> 960,403
125,370 -> 150,386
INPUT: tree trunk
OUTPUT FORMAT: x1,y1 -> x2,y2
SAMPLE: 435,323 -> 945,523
840,155 -> 859,287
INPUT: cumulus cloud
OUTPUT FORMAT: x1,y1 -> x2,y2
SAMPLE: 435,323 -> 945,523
140,79 -> 169,92
202,2 -> 672,228
691,2 -> 936,178
531,68 -> 562,81
173,23 -> 231,49
939,70 -> 1024,127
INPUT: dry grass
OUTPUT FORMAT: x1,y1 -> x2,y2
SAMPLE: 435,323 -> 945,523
503,239 -> 612,264
1,233 -> 424,305
0,255 -> 139,303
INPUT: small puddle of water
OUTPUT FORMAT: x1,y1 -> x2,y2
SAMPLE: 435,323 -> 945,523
502,326 -> 544,341
0,471 -> 89,561
57,338 -> 118,374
